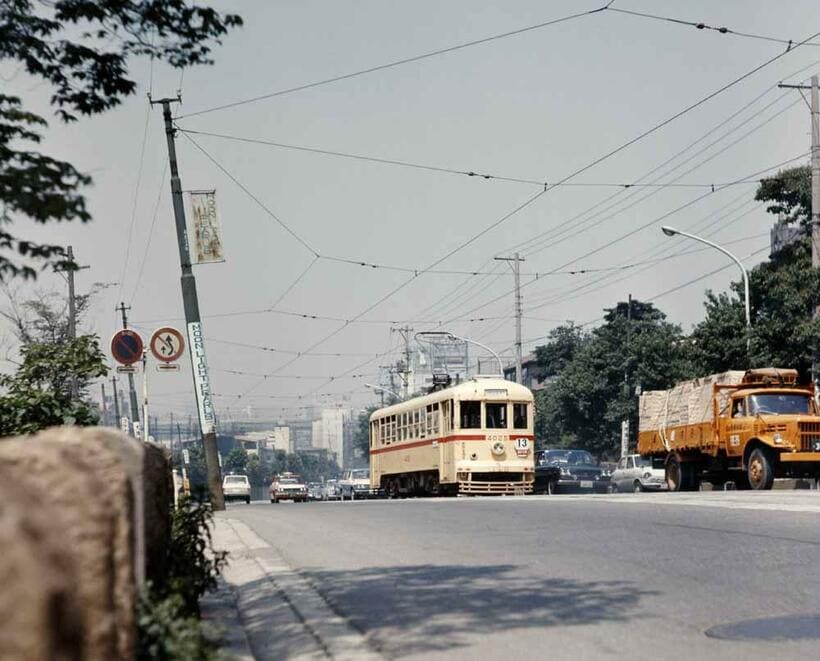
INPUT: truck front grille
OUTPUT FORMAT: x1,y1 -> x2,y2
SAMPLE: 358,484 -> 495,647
798,421 -> 820,452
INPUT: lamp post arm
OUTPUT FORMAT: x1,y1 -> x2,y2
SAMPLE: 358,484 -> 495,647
447,333 -> 504,376
667,228 -> 750,330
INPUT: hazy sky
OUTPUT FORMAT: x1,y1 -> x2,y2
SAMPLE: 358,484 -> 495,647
5,0 -> 820,422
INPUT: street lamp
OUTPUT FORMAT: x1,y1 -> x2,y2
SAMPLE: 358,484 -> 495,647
415,331 -> 504,376
364,383 -> 401,401
661,225 -> 751,355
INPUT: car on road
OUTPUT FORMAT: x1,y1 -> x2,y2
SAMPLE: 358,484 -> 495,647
534,449 -> 612,494
307,482 -> 324,501
339,468 -> 372,500
269,473 -> 308,503
611,454 -> 667,492
323,479 -> 341,501
223,474 -> 251,504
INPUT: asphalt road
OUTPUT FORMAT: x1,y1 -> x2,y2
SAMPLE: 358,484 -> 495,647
222,491 -> 820,660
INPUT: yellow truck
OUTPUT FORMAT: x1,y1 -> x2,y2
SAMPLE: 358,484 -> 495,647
638,368 -> 820,490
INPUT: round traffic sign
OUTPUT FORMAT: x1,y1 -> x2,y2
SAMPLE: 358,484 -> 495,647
111,329 -> 144,365
149,326 -> 185,363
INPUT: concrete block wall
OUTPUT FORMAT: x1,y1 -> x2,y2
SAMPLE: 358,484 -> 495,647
0,427 -> 173,661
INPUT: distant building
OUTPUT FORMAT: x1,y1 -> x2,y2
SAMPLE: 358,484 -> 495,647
503,352 -> 548,392
235,426 -> 292,460
312,407 -> 352,466
770,218 -> 805,256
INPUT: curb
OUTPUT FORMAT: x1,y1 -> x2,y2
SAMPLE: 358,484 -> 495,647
213,516 -> 383,661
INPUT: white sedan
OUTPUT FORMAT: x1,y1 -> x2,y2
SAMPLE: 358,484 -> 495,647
611,454 -> 667,493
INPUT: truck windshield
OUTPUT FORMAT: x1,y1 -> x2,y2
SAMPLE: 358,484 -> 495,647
749,393 -> 811,415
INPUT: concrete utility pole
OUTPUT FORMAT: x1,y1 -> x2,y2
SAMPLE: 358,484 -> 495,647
100,382 -> 108,426
111,375 -> 121,424
778,76 -> 820,382
391,326 -> 414,397
56,246 -> 89,398
151,95 -> 224,510
494,253 -> 525,383
116,302 -> 142,427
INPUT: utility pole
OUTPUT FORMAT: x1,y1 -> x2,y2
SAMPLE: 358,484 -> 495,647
151,95 -> 224,510
621,295 -> 633,459
100,382 -> 109,426
391,326 -> 414,397
778,76 -> 820,384
116,302 -> 142,429
56,246 -> 89,398
495,253 -> 525,383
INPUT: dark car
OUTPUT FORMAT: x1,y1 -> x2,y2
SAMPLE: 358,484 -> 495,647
534,449 -> 613,495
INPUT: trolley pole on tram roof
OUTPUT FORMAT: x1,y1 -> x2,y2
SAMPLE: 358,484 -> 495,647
151,94 -> 224,511
494,253 -> 525,384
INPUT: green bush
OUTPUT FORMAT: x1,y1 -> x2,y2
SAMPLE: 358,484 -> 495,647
137,496 -> 228,659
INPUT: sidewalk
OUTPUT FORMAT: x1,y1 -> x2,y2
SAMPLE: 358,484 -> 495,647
201,514 -> 383,661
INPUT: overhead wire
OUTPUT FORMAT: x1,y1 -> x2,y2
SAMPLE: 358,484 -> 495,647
176,2 -> 614,120
183,27 -> 820,404
128,160 -> 168,305
117,103 -> 152,301
175,127 -> 760,191
607,6 -> 820,48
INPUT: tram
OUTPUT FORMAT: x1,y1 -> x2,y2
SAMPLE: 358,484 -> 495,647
369,376 -> 535,496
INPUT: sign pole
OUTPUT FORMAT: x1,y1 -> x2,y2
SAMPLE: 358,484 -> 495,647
151,96 -> 224,510
142,350 -> 149,443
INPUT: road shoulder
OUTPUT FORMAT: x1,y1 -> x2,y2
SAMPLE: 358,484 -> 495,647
210,514 -> 383,661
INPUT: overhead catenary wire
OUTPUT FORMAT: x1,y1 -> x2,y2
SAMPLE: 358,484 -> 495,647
187,29 -> 820,404
128,160 -> 168,305
176,2 -> 614,120
117,104 -> 152,301
607,6 -> 820,48
174,128 -> 761,191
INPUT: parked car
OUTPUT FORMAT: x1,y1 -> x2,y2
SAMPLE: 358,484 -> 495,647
323,479 -> 341,501
307,482 -> 324,501
533,455 -> 562,495
269,473 -> 308,503
223,474 -> 251,504
611,454 -> 667,492
339,468 -> 372,500
534,449 -> 612,495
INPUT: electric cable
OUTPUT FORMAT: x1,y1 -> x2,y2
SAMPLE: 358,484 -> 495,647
176,2 -> 614,120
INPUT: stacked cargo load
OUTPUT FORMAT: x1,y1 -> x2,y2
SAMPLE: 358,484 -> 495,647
638,371 -> 745,454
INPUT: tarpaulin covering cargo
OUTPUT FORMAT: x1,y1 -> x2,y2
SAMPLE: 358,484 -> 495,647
639,371 -> 746,433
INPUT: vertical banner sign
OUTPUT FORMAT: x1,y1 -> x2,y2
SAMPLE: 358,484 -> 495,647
187,321 -> 216,435
189,190 -> 225,264
620,419 -> 630,459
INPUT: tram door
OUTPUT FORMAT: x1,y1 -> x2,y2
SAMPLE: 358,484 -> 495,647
440,400 -> 454,482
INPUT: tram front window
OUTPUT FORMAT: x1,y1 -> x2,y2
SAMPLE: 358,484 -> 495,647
460,401 -> 481,429
485,403 -> 507,429
513,403 -> 528,429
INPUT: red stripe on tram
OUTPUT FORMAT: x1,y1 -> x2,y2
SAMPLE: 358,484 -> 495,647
369,433 -> 534,455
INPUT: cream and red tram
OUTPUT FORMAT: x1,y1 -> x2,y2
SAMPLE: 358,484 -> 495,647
369,377 -> 535,496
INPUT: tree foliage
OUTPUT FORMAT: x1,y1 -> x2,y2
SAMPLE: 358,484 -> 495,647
754,165 -> 811,228
534,301 -> 691,457
223,446 -> 247,474
0,0 -> 242,278
691,167 -> 820,379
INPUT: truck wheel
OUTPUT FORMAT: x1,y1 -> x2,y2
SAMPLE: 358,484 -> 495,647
747,447 -> 775,490
633,480 -> 643,493
666,456 -> 683,492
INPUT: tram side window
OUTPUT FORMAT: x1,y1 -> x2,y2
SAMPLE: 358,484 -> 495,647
460,401 -> 481,429
513,403 -> 529,429
485,403 -> 507,429
390,415 -> 397,443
